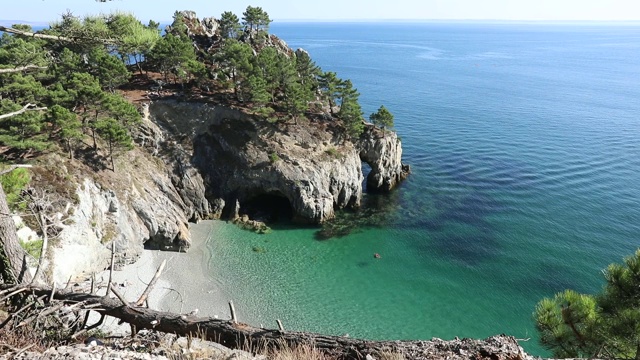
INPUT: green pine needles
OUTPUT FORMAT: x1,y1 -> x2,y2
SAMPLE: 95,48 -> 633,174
1,6 -> 395,166
535,249 -> 640,359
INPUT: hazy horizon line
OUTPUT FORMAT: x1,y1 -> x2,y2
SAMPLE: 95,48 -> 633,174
2,18 -> 640,27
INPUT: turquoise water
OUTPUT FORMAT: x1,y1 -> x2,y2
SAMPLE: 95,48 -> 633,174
202,23 -> 640,355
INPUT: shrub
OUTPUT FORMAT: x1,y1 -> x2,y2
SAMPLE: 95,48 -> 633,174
0,167 -> 30,209
19,239 -> 43,259
325,147 -> 341,159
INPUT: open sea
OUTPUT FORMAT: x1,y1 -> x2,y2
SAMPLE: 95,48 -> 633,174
196,22 -> 640,355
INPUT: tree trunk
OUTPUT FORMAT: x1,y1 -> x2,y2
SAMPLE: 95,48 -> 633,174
0,183 -> 32,284
0,283 -> 527,360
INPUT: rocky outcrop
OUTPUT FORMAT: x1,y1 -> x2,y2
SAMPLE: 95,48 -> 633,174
168,11 -> 221,53
359,124 -> 411,192
48,138 -> 210,284
149,100 -> 408,224
150,100 -> 362,224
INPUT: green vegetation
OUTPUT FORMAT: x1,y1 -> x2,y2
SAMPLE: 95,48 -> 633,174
325,147 -> 341,159
0,167 -> 30,209
242,6 -> 272,39
1,5 -> 394,165
370,105 -> 395,132
535,249 -> 640,359
269,152 -> 280,164
219,11 -> 242,39
19,239 -> 43,259
0,13 -> 145,165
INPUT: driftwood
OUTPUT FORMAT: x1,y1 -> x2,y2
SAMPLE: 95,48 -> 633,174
0,284 -> 526,360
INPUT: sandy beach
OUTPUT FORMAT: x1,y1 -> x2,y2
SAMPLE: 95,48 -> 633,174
97,220 -> 233,334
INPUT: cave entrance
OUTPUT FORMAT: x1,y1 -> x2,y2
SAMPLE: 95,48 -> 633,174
240,192 -> 294,224
361,161 -> 372,193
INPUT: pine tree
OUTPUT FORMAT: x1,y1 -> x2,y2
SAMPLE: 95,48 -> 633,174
106,12 -> 159,74
535,249 -> 640,359
87,47 -> 130,92
47,105 -> 82,159
94,117 -> 133,171
339,98 -> 365,139
254,47 -> 281,103
217,39 -> 254,100
318,71 -> 341,115
369,105 -> 394,133
146,32 -> 197,84
247,74 -> 270,107
0,99 -> 49,152
219,11 -> 242,39
284,79 -> 311,125
242,6 -> 272,40
295,49 -> 320,89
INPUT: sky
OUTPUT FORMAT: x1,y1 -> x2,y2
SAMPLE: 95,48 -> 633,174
2,0 -> 640,24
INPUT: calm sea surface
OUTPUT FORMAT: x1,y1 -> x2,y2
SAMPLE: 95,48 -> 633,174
201,22 -> 640,355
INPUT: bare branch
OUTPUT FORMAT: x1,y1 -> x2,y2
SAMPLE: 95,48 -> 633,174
0,65 -> 47,74
30,212 -> 49,285
110,284 -> 128,305
105,242 -> 116,298
0,25 -> 116,44
0,104 -> 47,121
135,259 -> 167,306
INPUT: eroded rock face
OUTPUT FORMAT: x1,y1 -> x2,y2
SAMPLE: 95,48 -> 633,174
149,100 -> 409,223
151,100 -> 363,224
47,99 -> 408,283
359,124 -> 410,192
51,149 -> 204,284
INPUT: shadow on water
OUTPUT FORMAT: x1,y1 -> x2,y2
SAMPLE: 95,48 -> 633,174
395,154 -> 534,267
314,152 -> 534,268
409,191 -> 502,267
314,190 -> 402,240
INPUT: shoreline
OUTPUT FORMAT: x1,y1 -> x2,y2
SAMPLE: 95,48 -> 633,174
98,220 -> 232,334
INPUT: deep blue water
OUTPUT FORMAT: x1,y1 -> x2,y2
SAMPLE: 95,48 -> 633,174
218,22 -> 640,354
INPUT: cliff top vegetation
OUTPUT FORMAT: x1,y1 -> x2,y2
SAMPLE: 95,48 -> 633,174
0,7 -> 395,172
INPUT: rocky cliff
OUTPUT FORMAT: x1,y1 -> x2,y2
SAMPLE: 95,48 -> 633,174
43,99 -> 407,284
150,100 -> 408,224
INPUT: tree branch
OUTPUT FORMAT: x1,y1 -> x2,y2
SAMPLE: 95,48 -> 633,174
0,104 -> 47,121
0,65 -> 47,74
135,259 -> 166,306
0,25 -> 115,45
0,25 -> 75,42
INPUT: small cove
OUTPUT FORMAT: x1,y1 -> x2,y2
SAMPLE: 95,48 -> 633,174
180,22 -> 640,356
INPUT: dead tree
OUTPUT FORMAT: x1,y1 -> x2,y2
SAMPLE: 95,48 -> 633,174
0,281 -> 527,360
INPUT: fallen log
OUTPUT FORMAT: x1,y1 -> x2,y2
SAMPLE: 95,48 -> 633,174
0,284 -> 528,360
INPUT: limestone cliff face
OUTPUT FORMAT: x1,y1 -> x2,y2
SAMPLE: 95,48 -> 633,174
49,131 -> 203,284
150,100 -> 362,223
149,100 -> 409,223
359,124 -> 411,192
47,100 -> 408,283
